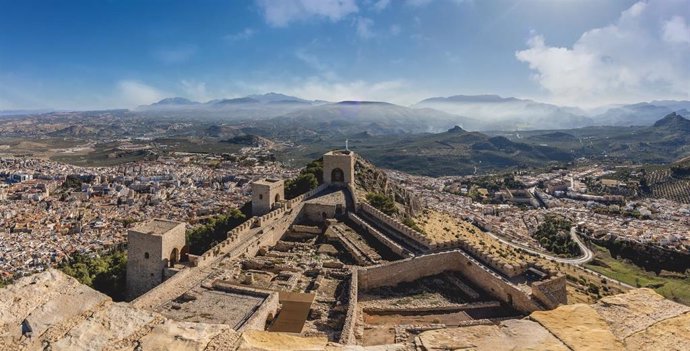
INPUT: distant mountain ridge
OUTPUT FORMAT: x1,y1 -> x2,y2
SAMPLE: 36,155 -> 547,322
143,92 -> 317,108
138,92 -> 690,132
653,112 -> 690,131
414,94 -> 590,130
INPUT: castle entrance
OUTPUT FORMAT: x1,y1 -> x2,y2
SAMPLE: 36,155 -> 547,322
331,168 -> 344,182
169,248 -> 179,267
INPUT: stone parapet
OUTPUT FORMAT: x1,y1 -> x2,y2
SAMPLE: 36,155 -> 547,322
360,203 -> 432,249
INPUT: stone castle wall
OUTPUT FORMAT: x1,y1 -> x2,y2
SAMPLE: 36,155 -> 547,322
531,275 -> 568,309
348,212 -> 412,258
359,203 -> 432,249
131,186 -> 321,308
357,250 -> 542,314
339,268 -> 358,345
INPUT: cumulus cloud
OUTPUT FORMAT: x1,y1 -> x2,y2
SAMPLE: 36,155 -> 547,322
516,0 -> 690,106
256,0 -> 358,27
116,80 -> 167,107
663,16 -> 690,43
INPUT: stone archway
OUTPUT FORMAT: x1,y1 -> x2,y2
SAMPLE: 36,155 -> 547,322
275,193 -> 281,203
331,168 -> 344,182
180,245 -> 189,262
169,248 -> 179,267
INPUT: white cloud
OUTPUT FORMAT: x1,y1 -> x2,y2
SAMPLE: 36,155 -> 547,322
356,17 -> 375,39
224,28 -> 256,41
516,0 -> 690,106
663,16 -> 690,43
152,44 -> 197,64
116,80 -> 167,107
390,24 -> 401,36
256,0 -> 358,27
372,0 -> 390,11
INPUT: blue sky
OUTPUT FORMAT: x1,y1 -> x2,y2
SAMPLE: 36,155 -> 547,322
1,0 -> 688,109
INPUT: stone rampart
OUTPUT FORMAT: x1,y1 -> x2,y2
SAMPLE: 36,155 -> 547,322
357,250 -> 542,314
193,217 -> 256,268
346,183 -> 358,209
339,268 -> 358,345
531,275 -> 568,309
348,213 -> 412,258
360,203 -> 432,249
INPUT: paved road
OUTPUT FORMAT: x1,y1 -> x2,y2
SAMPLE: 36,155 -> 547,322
482,226 -> 636,289
482,227 -> 593,265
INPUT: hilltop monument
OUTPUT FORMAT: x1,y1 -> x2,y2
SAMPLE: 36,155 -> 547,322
323,150 -> 355,185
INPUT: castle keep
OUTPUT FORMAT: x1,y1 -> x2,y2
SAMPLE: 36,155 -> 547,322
250,178 -> 285,216
126,219 -> 186,299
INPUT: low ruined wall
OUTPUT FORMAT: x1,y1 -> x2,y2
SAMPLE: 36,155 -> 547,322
357,250 -> 541,314
531,275 -> 568,309
301,203 -> 338,223
360,203 -> 431,249
242,292 -> 279,331
362,301 -> 500,314
212,281 -> 280,331
348,212 -> 411,258
339,268 -> 358,345
291,225 -> 322,234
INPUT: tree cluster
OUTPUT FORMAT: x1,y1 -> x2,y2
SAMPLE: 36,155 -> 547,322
532,215 -> 580,257
366,192 -> 398,216
60,247 -> 127,301
285,159 -> 323,199
186,209 -> 246,255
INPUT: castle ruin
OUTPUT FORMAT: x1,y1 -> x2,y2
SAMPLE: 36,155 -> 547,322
0,150 -> 577,350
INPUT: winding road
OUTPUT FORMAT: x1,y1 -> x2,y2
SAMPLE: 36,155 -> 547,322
482,225 -> 636,289
482,227 -> 593,265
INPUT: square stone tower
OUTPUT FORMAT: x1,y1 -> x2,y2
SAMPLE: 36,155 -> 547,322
251,179 -> 285,216
323,150 -> 355,185
126,219 -> 186,300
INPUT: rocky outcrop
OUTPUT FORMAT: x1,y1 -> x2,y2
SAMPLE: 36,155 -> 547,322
355,157 -> 421,216
531,304 -> 624,351
1,271 -> 689,350
416,319 -> 569,351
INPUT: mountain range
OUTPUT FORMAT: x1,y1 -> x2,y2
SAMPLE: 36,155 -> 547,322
140,93 -> 690,132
